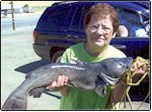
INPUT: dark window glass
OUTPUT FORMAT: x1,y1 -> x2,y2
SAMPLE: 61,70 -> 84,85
118,8 -> 140,25
47,6 -> 70,29
142,15 -> 149,23
80,5 -> 91,31
70,6 -> 83,31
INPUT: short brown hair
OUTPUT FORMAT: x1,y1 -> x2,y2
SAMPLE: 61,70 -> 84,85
84,3 -> 119,33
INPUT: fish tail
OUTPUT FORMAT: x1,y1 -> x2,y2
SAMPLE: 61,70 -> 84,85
2,92 -> 27,110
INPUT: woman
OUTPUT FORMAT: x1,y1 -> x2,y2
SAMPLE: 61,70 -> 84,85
49,3 -> 147,110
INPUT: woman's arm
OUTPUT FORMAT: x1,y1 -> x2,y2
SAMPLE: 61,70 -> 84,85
110,78 -> 128,103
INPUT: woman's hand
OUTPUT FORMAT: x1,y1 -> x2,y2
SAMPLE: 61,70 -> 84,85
48,75 -> 68,89
130,59 -> 148,82
48,75 -> 69,96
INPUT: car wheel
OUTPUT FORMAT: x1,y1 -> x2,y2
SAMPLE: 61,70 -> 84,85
52,51 -> 64,63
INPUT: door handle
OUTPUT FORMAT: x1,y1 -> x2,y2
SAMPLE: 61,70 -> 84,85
66,35 -> 78,39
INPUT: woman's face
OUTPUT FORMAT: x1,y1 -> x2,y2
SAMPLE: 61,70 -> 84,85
85,15 -> 115,48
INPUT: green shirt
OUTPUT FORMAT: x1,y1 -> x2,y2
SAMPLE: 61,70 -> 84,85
60,43 -> 126,110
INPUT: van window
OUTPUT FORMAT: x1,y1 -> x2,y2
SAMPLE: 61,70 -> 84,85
47,6 -> 71,29
117,8 -> 148,37
80,5 -> 92,31
70,6 -> 83,31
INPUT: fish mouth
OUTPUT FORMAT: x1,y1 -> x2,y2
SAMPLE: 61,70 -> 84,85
126,57 -> 133,70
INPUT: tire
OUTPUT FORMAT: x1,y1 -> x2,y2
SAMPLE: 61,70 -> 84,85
52,51 -> 64,63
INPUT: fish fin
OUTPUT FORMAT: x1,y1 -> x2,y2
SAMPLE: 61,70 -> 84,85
95,76 -> 107,96
29,87 -> 46,98
95,85 -> 107,96
25,74 -> 31,79
25,74 -> 29,79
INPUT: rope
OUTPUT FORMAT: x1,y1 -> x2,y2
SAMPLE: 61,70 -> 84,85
114,56 -> 150,110
126,56 -> 150,86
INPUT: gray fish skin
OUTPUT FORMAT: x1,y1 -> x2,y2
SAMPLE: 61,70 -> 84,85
2,57 -> 133,110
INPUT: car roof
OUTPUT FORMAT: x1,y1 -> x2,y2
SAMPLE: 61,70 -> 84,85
132,2 -> 150,9
50,1 -> 149,17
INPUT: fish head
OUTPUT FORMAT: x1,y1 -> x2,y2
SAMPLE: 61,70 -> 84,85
99,57 -> 133,78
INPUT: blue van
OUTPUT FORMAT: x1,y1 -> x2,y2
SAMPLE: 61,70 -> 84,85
33,1 -> 150,102
33,1 -> 149,62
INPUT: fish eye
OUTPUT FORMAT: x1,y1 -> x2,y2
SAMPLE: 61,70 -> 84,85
116,62 -> 124,69
119,62 -> 124,66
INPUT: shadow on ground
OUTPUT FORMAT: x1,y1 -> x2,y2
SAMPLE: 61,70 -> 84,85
15,59 -> 51,73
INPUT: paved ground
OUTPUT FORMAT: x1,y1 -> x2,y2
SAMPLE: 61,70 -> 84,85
1,27 -> 61,110
111,101 -> 150,110
1,10 -> 44,18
